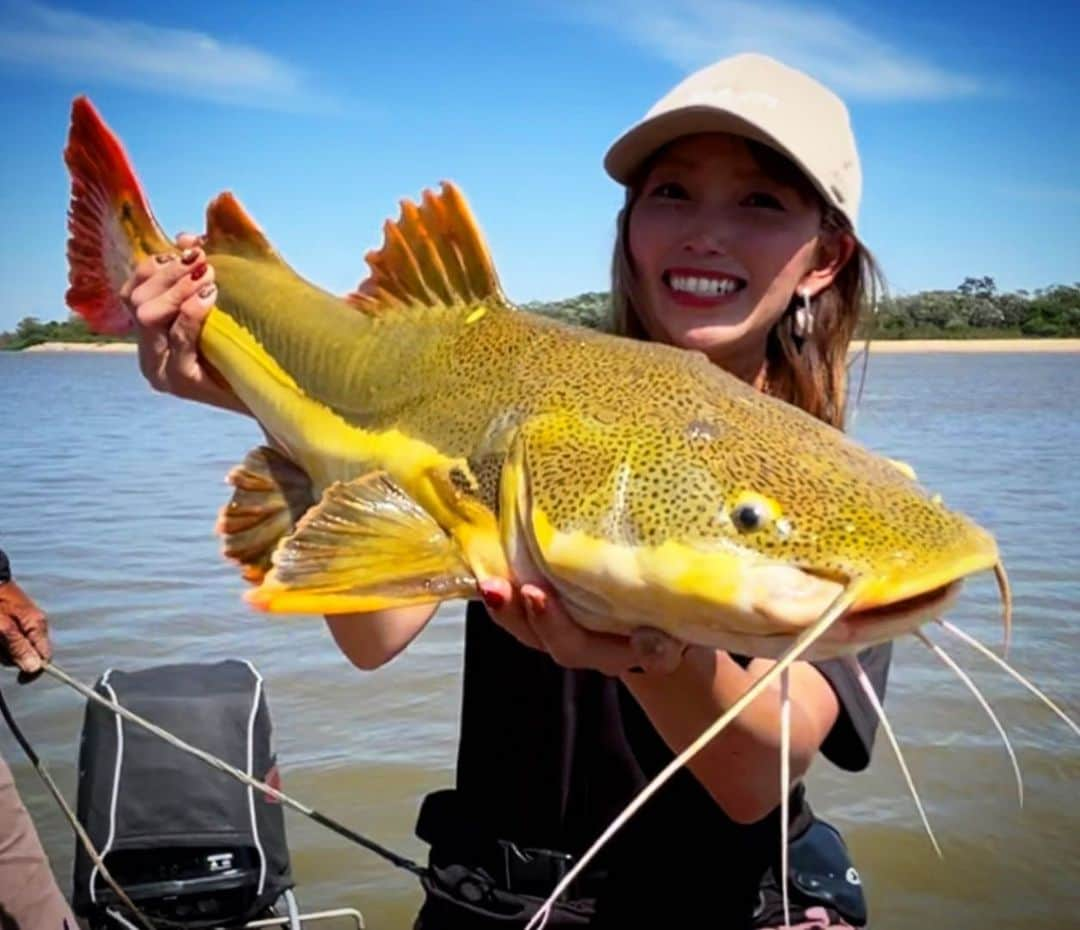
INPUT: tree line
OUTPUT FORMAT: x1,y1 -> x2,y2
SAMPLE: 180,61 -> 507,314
3,278 -> 1078,349
0,314 -> 135,349
523,278 -> 1080,339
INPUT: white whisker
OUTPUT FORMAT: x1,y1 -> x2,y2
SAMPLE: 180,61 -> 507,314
843,655 -> 942,858
916,630 -> 1023,807
938,620 -> 1080,738
523,583 -> 866,930
780,667 -> 792,929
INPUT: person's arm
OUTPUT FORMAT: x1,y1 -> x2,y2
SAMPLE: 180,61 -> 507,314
124,249 -> 442,670
619,650 -> 840,823
323,603 -> 439,670
480,569 -> 841,824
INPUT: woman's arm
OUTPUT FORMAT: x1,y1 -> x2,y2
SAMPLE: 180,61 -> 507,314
481,572 -> 841,824
124,247 -> 445,670
323,604 -> 439,670
620,650 -> 840,823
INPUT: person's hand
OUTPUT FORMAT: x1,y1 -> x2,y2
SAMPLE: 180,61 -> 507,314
477,541 -> 687,678
480,576 -> 687,677
120,234 -> 250,414
0,580 -> 52,682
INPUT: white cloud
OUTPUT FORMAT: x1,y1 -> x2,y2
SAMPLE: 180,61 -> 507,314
567,0 -> 980,100
0,1 -> 336,112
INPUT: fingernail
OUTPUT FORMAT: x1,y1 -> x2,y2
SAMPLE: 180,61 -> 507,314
181,248 -> 199,265
190,262 -> 208,281
524,590 -> 547,616
197,282 -> 217,301
154,253 -> 175,265
480,584 -> 506,611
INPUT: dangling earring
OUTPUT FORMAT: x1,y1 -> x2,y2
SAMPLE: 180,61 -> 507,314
793,288 -> 814,340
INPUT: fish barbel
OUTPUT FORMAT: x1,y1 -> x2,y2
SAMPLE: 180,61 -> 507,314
63,97 -> 1077,930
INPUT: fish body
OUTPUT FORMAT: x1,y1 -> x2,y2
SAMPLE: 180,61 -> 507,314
63,96 -> 1000,661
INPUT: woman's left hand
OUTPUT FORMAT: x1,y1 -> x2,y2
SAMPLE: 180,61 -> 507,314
479,575 -> 687,677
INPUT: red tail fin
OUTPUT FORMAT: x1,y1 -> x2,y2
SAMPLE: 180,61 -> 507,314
64,96 -> 172,334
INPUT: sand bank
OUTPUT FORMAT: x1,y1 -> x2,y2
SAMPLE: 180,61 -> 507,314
852,338 -> 1080,354
15,338 -> 1080,355
20,341 -> 138,353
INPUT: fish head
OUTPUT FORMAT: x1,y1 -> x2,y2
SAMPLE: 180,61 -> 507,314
509,357 -> 1002,658
688,409 -> 1002,654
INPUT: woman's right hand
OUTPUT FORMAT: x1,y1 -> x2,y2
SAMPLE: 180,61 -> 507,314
121,234 -> 250,414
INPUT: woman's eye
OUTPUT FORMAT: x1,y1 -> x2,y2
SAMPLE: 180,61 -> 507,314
742,191 -> 785,210
648,181 -> 689,200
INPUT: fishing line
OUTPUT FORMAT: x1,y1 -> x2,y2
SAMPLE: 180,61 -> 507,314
39,662 -> 428,879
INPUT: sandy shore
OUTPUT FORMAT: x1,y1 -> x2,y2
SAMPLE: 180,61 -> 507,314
13,338 -> 1080,355
20,341 -> 137,353
853,338 -> 1080,354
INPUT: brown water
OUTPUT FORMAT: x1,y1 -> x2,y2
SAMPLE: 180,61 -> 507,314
1,351 -> 1077,927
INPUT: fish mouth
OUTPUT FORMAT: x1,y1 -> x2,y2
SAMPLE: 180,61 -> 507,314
748,547 -> 1002,659
824,579 -> 964,651
752,566 -> 959,642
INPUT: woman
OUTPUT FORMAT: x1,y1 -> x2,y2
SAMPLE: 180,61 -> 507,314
124,52 -> 889,929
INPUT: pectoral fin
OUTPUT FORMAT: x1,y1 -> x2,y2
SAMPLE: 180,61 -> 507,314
216,445 -> 316,583
247,471 -> 477,614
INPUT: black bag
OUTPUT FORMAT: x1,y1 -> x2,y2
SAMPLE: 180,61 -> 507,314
753,817 -> 868,928
71,659 -> 294,927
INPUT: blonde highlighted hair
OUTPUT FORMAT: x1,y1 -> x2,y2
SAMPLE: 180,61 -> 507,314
610,139 -> 884,431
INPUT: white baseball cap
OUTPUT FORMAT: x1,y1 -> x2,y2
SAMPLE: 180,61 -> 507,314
604,53 -> 862,228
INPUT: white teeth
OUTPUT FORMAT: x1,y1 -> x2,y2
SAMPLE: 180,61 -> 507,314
669,274 -> 739,296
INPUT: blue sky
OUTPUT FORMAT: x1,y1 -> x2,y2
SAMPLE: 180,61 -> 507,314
1,0 -> 1077,331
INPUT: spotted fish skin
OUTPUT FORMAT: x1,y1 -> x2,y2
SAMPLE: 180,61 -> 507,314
63,96 -> 999,655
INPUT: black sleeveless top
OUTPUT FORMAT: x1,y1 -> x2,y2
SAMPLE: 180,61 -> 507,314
422,601 -> 891,927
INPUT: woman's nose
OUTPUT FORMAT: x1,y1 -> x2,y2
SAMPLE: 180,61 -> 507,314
679,206 -> 735,256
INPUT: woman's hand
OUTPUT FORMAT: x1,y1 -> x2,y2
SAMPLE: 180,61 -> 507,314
478,574 -> 687,678
120,235 -> 250,414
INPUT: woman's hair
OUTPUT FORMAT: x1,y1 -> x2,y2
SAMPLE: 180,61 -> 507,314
610,138 -> 884,431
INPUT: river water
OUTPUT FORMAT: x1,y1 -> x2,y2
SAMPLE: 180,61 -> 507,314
1,350 -> 1077,928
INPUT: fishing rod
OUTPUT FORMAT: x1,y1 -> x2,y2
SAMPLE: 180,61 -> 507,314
0,661 -> 428,926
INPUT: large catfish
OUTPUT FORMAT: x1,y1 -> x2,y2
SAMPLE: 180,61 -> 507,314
64,97 -> 1070,928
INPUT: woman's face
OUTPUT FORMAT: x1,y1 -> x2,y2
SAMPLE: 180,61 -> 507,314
627,133 -> 837,379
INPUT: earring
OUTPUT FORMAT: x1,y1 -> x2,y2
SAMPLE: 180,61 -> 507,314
793,288 -> 814,339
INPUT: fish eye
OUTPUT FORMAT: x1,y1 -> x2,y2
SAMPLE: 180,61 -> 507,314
729,493 -> 781,533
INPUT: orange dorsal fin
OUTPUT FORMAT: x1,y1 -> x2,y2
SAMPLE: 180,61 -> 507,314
346,182 -> 505,315
204,192 -> 286,263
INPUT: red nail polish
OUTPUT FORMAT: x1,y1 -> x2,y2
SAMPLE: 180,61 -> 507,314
190,262 -> 207,281
481,586 -> 506,610
181,248 -> 198,265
